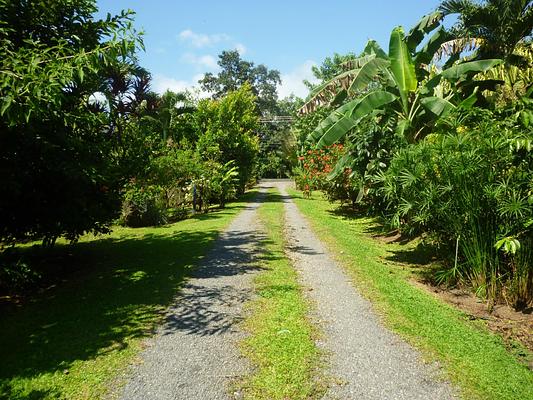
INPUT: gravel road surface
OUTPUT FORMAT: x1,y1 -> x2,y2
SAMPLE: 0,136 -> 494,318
116,180 -> 456,399
117,190 -> 266,400
275,180 -> 455,400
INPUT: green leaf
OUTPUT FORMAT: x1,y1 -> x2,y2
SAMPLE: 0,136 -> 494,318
441,59 -> 503,81
363,40 -> 388,59
316,91 -> 396,148
406,11 -> 444,52
458,91 -> 479,109
307,98 -> 361,142
414,27 -> 452,65
350,90 -> 397,120
347,58 -> 390,94
316,114 -> 357,148
420,97 -> 455,117
341,54 -> 377,70
1,96 -> 13,116
519,110 -> 531,127
389,27 -> 417,113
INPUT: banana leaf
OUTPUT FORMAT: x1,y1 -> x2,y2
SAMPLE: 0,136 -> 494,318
317,91 -> 396,148
347,58 -> 390,93
420,96 -> 455,116
389,27 -> 417,114
406,11 -> 444,52
441,59 -> 503,81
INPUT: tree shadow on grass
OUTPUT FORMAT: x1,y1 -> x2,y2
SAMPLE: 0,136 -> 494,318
0,195 -> 275,399
0,383 -> 61,400
325,205 -> 443,280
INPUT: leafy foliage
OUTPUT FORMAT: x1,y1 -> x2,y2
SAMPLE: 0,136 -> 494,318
199,50 -> 281,115
378,110 -> 533,307
440,0 -> 533,60
0,0 -> 144,245
196,83 -> 260,192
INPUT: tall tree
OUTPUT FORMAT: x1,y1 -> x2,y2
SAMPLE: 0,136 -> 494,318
440,0 -> 533,60
195,83 -> 260,191
198,50 -> 281,115
0,0 -> 143,245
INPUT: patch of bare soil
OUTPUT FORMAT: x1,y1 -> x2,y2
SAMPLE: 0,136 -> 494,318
412,280 -> 533,367
371,230 -> 532,363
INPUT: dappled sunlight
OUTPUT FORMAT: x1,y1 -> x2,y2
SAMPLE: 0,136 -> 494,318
0,200 -> 249,399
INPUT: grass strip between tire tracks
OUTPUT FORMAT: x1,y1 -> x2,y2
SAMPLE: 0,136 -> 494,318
239,188 -> 324,399
0,191 -> 258,400
289,189 -> 533,400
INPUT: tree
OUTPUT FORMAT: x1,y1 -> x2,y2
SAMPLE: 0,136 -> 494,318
198,50 -> 281,115
257,95 -> 300,178
302,14 -> 502,148
195,83 -> 260,192
139,90 -> 196,143
439,0 -> 533,61
0,0 -> 143,245
306,52 -> 358,87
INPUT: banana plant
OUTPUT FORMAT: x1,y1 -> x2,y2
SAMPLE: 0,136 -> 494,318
303,13 -> 502,148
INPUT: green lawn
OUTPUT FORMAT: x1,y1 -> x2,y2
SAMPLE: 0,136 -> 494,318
0,192 -> 256,400
239,189 -> 324,399
289,189 -> 533,400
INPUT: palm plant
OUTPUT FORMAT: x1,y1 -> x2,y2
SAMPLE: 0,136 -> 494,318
439,0 -> 533,61
155,90 -> 195,142
301,14 -> 501,148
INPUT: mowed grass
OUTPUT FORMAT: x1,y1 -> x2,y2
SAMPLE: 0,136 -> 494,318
239,189 -> 323,399
0,192 -> 257,400
289,189 -> 533,400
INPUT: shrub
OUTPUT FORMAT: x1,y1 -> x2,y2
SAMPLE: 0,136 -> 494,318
378,114 -> 533,308
0,255 -> 41,292
191,161 -> 239,211
295,145 -> 345,197
120,181 -> 166,227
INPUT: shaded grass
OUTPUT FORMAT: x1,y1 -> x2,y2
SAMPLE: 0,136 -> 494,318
289,189 -> 533,400
0,192 -> 258,400
239,189 -> 323,399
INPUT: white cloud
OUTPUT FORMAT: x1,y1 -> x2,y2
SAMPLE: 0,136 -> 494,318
181,53 -> 218,70
178,29 -> 231,48
278,60 -> 319,99
152,74 -> 209,98
152,74 -> 195,94
234,43 -> 247,55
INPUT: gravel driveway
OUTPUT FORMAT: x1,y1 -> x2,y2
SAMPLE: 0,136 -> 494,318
116,180 -> 455,399
275,180 -> 455,400
116,189 -> 266,400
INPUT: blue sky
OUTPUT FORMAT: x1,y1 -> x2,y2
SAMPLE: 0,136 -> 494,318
96,1 -> 444,98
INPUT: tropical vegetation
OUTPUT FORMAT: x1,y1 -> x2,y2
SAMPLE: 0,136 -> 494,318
295,1 -> 533,308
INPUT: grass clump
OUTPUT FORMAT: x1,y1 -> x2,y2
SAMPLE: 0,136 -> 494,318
0,193 -> 256,400
289,189 -> 533,400
239,189 -> 323,399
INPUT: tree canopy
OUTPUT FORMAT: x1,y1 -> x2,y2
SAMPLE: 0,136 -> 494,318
0,0 -> 144,245
198,50 -> 282,115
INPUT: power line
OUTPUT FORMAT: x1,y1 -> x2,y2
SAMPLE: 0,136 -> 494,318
259,116 -> 294,123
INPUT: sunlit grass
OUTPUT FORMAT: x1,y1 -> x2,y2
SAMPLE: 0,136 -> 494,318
0,192 -> 256,400
289,189 -> 533,400
239,189 -> 324,399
